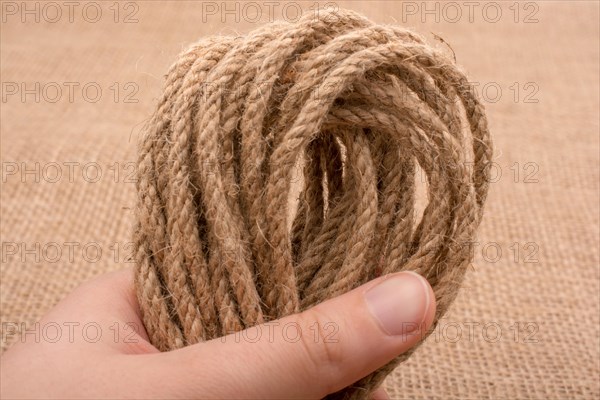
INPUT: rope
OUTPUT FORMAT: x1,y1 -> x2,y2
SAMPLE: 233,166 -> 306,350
133,8 -> 493,399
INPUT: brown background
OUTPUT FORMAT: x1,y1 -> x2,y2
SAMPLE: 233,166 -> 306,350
1,1 -> 599,398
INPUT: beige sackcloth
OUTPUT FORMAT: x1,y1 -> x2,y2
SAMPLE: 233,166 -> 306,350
1,1 -> 598,398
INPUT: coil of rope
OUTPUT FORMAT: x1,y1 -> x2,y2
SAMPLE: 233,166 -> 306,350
134,8 -> 492,399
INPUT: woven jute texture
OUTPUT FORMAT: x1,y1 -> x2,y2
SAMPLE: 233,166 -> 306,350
1,2 -> 598,399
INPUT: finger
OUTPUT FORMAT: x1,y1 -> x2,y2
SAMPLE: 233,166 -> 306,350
370,387 -> 390,400
140,271 -> 435,399
5,267 -> 156,354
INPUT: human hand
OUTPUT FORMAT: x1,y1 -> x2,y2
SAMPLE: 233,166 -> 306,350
0,268 -> 435,399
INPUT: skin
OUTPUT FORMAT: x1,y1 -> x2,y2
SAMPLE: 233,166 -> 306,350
0,268 -> 436,399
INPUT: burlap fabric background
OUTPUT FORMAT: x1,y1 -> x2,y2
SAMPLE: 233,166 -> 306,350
1,1 -> 598,398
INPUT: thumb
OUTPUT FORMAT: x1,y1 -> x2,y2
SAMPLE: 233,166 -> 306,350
141,271 -> 436,399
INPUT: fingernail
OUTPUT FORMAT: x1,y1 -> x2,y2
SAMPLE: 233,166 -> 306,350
365,271 -> 431,336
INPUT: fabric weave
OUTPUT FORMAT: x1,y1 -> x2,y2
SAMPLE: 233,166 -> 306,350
1,2 -> 598,399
